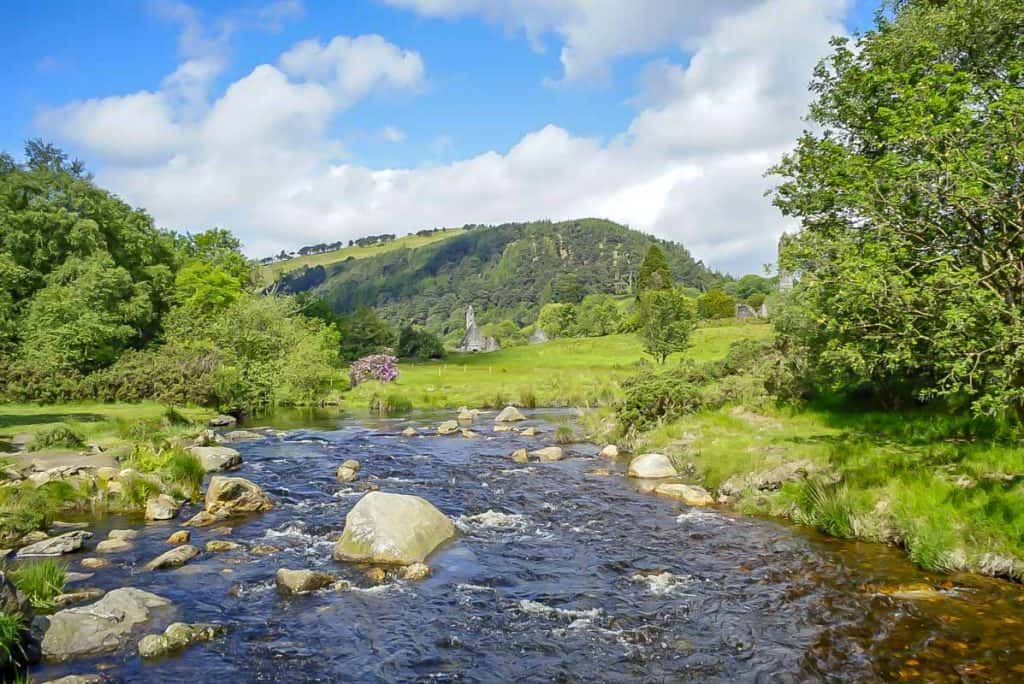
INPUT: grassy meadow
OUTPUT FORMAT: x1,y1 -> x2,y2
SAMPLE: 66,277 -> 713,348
257,228 -> 467,285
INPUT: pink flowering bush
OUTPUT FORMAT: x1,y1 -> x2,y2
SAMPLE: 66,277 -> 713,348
349,353 -> 399,386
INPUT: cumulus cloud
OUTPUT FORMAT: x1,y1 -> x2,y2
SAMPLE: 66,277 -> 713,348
39,0 -> 850,274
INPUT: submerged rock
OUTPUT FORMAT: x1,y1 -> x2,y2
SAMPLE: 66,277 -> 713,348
138,622 -> 224,659
39,587 -> 172,661
205,476 -> 274,516
654,483 -> 714,506
401,427 -> 419,437
17,531 -> 91,557
336,459 -> 361,483
333,491 -> 455,565
79,558 -> 110,569
521,427 -> 541,436
494,406 -> 526,423
530,447 -> 564,462
183,510 -> 227,528
188,446 -> 242,473
493,425 -> 511,433
205,540 -> 242,553
41,675 -> 105,684
145,494 -> 181,521
275,568 -> 335,594
144,544 -> 199,571
627,453 -> 677,479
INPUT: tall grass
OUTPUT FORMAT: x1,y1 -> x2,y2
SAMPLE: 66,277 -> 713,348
0,610 -> 24,667
368,393 -> 413,416
9,559 -> 66,610
28,424 -> 85,452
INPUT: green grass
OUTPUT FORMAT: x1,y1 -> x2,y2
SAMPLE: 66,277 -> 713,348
28,424 -> 85,452
0,482 -> 91,545
345,323 -> 772,410
0,609 -> 24,666
9,559 -> 66,610
257,228 -> 468,285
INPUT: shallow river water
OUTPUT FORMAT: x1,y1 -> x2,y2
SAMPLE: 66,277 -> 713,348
33,410 -> 1024,682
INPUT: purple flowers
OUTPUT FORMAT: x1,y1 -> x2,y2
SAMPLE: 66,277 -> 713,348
349,353 -> 399,386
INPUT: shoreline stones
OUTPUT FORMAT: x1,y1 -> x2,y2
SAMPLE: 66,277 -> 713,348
188,446 -> 242,473
138,622 -> 224,659
17,531 -> 91,558
599,444 -> 619,458
275,568 -> 335,594
144,544 -> 198,571
654,483 -> 714,506
208,414 -> 237,428
205,476 -> 274,516
145,494 -> 181,521
494,406 -> 526,423
628,453 -> 677,479
39,587 -> 172,661
333,491 -> 455,565
336,459 -> 360,483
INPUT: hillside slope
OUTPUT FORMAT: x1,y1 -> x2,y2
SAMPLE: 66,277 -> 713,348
277,219 -> 722,333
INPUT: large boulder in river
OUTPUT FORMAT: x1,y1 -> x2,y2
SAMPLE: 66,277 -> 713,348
17,531 -> 91,558
38,587 -> 172,661
145,494 -> 181,521
188,446 -> 242,473
333,492 -> 455,565
205,476 -> 274,516
627,453 -> 677,479
494,406 -> 526,423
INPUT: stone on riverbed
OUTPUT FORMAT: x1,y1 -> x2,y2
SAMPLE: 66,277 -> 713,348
80,558 -> 110,569
188,446 -> 242,473
144,544 -> 199,571
628,453 -> 677,479
205,540 -> 242,553
222,430 -> 263,442
437,421 -> 459,435
333,491 -> 455,565
145,494 -> 181,521
494,406 -> 526,423
401,427 -> 419,437
17,531 -> 91,557
183,510 -> 227,527
275,568 -> 335,594
654,483 -> 714,506
166,530 -> 190,545
336,459 -> 360,483
530,447 -> 563,462
510,449 -> 529,464
95,539 -> 133,554
205,476 -> 274,516
521,427 -> 541,436
39,587 -> 172,661
402,562 -> 431,580
599,444 -> 619,458
138,622 -> 225,659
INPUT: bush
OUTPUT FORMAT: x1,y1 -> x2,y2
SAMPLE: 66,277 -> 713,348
617,363 -> 705,435
397,325 -> 445,360
574,294 -> 622,337
28,424 -> 85,452
349,354 -> 399,387
9,559 -> 66,610
697,289 -> 735,319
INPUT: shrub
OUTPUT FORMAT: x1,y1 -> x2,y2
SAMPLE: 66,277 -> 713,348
0,483 -> 87,544
554,426 -> 576,444
397,325 -> 446,360
697,289 -> 735,319
28,425 -> 85,452
9,559 -> 66,610
349,354 -> 399,386
616,363 -> 705,435
368,393 -> 413,416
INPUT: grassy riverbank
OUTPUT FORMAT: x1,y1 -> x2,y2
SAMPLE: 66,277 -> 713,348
345,323 -> 773,410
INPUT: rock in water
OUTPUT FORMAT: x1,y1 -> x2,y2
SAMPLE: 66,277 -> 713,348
510,449 -> 529,463
166,530 -> 190,545
494,406 -> 526,423
336,459 -> 360,483
205,476 -> 274,516
627,453 -> 677,479
275,568 -> 335,594
188,446 -> 242,473
144,544 -> 199,571
208,414 -> 237,427
599,444 -> 619,458
205,540 -> 242,553
138,622 -> 224,659
333,492 -> 455,565
401,427 -> 418,437
17,531 -> 91,557
530,447 -> 564,462
39,588 -> 172,661
222,430 -> 263,442
437,421 -> 459,435
654,483 -> 715,506
145,494 -> 181,521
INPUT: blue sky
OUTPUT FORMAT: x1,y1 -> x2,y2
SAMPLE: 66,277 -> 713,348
1,0 -> 883,274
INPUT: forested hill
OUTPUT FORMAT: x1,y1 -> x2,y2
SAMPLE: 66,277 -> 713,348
275,219 -> 723,332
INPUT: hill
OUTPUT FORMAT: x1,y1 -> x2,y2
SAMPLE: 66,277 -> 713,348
275,218 -> 723,334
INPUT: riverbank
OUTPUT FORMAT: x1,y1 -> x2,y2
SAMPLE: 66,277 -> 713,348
608,400 -> 1024,581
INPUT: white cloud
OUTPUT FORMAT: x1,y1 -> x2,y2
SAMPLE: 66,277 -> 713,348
40,0 -> 850,274
381,126 -> 406,143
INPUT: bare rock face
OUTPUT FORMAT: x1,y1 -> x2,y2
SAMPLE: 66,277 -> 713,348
188,446 -> 242,473
627,454 -> 677,479
275,568 -> 335,594
333,492 -> 455,566
204,476 -> 274,516
494,406 -> 526,423
39,588 -> 172,661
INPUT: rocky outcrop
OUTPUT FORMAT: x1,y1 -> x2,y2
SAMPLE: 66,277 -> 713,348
627,453 -> 677,479
17,531 -> 91,558
275,568 -> 335,594
336,460 -> 360,483
188,446 -> 242,473
530,447 -> 564,462
494,406 -> 526,423
718,460 -> 820,500
39,588 -> 172,661
204,476 -> 274,516
144,544 -> 199,571
654,483 -> 715,506
145,495 -> 181,521
333,492 -> 455,565
137,622 -> 224,659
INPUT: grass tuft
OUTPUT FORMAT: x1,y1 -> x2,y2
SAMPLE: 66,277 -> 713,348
28,424 -> 85,452
9,559 -> 66,610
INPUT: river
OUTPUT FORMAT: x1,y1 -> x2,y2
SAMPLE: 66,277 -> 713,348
33,410 -> 1024,682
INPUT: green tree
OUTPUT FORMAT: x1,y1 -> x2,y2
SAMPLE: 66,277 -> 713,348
636,245 -> 673,293
173,261 -> 243,314
549,273 -> 586,304
339,306 -> 396,361
697,289 -> 735,319
574,294 -> 621,337
770,0 -> 1024,416
735,274 -> 774,299
638,289 -> 697,364
397,325 -> 446,360
536,303 -> 577,338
